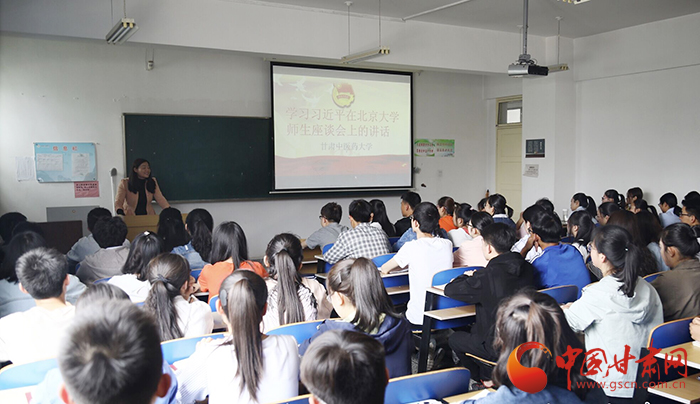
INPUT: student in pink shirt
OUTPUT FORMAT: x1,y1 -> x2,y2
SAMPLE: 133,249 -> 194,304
453,212 -> 493,268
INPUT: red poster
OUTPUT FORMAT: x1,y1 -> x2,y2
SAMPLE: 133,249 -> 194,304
74,181 -> 99,198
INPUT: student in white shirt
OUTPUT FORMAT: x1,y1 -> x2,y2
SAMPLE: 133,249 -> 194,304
108,231 -> 165,302
566,210 -> 595,262
570,193 -> 598,220
658,192 -> 682,228
380,202 -> 453,326
447,203 -> 473,247
511,204 -> 545,263
0,247 -> 76,364
143,253 -> 213,341
175,271 -> 300,404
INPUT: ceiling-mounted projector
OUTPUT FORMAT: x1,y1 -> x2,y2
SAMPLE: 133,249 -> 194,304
508,62 -> 548,77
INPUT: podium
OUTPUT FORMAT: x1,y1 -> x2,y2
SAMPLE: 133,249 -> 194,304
120,214 -> 187,241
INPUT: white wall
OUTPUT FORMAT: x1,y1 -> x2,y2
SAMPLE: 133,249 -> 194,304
0,34 -> 491,256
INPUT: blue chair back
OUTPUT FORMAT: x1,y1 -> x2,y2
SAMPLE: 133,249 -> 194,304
267,320 -> 325,344
388,236 -> 400,246
0,358 -> 59,390
191,269 -> 202,281
539,285 -> 578,304
382,273 -> 409,288
161,333 -> 226,364
384,368 -> 471,404
209,295 -> 219,312
647,317 -> 693,349
372,253 -> 396,268
93,276 -> 112,284
643,272 -> 662,283
321,243 -> 334,273
431,267 -> 482,310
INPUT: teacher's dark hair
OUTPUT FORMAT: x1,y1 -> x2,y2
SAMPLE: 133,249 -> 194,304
127,158 -> 156,194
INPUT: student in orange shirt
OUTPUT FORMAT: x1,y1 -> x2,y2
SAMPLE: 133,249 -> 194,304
437,196 -> 457,232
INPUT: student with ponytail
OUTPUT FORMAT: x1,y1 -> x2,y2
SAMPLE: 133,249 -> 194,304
108,231 -> 165,302
570,193 -> 597,221
262,233 -> 323,332
602,189 -> 625,209
143,253 -> 212,341
172,208 -> 213,270
563,225 -> 663,402
629,198 -> 658,218
175,271 -> 300,404
300,258 -> 412,377
484,194 -> 515,228
625,187 -> 643,210
157,207 -> 190,253
566,210 -> 594,261
437,196 -> 457,232
652,223 -> 700,321
658,193 -> 682,227
448,203 -> 473,247
596,202 -> 621,225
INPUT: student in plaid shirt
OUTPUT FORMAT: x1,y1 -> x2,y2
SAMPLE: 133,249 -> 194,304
323,200 -> 392,265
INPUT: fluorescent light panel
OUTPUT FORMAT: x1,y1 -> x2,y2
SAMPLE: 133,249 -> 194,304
340,47 -> 390,64
106,18 -> 138,44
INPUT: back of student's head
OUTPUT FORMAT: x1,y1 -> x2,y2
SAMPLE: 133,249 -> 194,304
144,253 -> 191,341
209,221 -> 249,266
660,193 -> 681,216
661,223 -> 700,259
534,198 -> 555,214
219,271 -> 268,401
477,197 -> 488,212
604,189 -> 625,209
75,283 -> 129,312
121,231 -> 165,281
530,210 -> 562,243
492,291 -> 590,400
598,201 -> 621,219
157,207 -> 189,252
400,192 -> 421,211
632,199 -> 658,217
86,207 -> 111,233
321,202 -> 343,223
412,202 -> 440,235
454,203 -> 474,227
92,217 -> 128,248
437,196 -> 455,215
470,211 -> 494,233
481,223 -> 517,254
522,204 -> 545,224
0,231 -> 47,283
328,258 -> 397,332
266,233 -> 305,325
349,199 -> 372,223
0,212 -> 27,245
59,300 -> 163,404
636,211 -> 662,245
487,194 -> 513,217
185,208 -> 214,263
16,247 -> 67,300
567,211 -> 594,245
683,191 -> 700,207
591,225 -> 641,297
573,193 -> 597,217
606,210 -> 641,242
301,329 -> 387,404
627,187 -> 643,201
370,199 -> 394,235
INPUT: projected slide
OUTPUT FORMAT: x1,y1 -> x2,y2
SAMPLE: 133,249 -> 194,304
272,64 -> 412,191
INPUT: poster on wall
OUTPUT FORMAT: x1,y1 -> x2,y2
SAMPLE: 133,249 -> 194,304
433,139 -> 455,157
525,139 -> 545,158
414,139 -> 435,157
34,143 -> 97,183
414,139 -> 454,157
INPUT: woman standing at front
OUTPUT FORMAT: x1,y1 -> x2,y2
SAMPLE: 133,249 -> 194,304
115,158 -> 170,215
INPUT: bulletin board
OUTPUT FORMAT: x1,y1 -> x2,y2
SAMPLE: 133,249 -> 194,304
34,143 -> 97,183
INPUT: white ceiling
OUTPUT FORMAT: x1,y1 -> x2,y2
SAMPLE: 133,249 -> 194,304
238,0 -> 700,38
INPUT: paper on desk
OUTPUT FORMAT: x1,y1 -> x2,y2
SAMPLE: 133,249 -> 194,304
693,340 -> 700,348
15,157 -> 35,181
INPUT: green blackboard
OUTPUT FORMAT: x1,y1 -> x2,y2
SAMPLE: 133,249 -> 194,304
123,114 -> 272,201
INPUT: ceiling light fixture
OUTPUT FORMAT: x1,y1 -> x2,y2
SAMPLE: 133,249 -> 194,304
340,0 -> 390,64
106,0 -> 138,44
556,0 -> 591,4
547,16 -> 569,73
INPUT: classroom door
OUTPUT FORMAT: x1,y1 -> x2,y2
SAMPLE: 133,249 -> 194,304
496,126 -> 522,216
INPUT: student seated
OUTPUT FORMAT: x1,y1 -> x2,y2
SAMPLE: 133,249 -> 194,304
323,199 -> 392,265
658,192 -> 682,227
0,211 -> 26,248
394,191 -> 421,238
567,210 -> 595,262
601,189 -> 625,209
448,203 -> 473,247
108,231 -> 165,302
301,202 -> 348,250
446,223 -> 535,382
57,300 -> 172,404
381,202 -> 453,326
437,196 -> 457,232
510,204 -> 545,263
652,223 -> 700,321
453,211 -> 494,268
157,207 -> 191,255
484,194 -> 516,228
606,210 -> 658,276
175,271 -> 300,404
636,211 -> 670,272
300,258 -> 412,377
370,199 -> 396,237
198,221 -> 268,301
0,231 -> 85,318
301,330 -> 389,404
66,207 -> 129,271
262,234 -> 325,332
680,199 -> 700,259
564,225 -> 663,402
143,253 -> 213,340
177,208 -> 214,270
0,248 -> 75,364
76,216 -> 130,285
596,201 -> 621,225
32,283 -> 178,404
570,193 -> 597,222
625,187 -> 644,210
463,291 -> 606,404
526,210 -> 590,294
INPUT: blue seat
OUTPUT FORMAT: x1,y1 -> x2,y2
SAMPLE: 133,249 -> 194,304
539,285 -> 578,304
643,272 -> 662,283
384,368 -> 471,404
267,320 -> 326,344
209,295 -> 219,312
388,236 -> 400,245
161,333 -> 226,364
0,358 -> 58,390
191,269 -> 202,281
647,317 -> 693,349
372,253 -> 396,268
317,243 -> 334,273
432,266 -> 483,310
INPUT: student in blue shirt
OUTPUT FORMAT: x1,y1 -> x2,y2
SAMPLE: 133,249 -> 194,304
526,210 -> 590,294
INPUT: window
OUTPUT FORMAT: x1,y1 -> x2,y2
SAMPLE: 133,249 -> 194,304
498,99 -> 522,125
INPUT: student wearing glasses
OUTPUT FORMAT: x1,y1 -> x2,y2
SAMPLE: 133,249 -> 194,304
301,202 -> 348,250
453,212 -> 494,268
